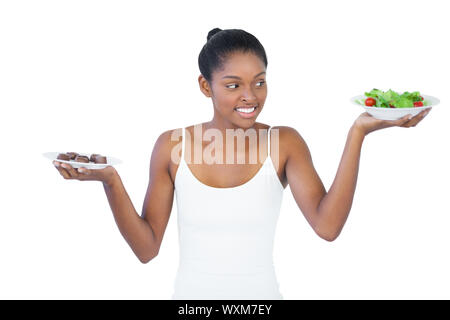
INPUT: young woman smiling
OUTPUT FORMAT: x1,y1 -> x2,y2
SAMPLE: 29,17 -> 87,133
52,28 -> 431,299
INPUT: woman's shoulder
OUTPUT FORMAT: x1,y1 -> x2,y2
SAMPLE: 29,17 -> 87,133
149,128 -> 185,184
150,128 -> 184,167
154,128 -> 182,149
267,125 -> 309,162
265,124 -> 305,144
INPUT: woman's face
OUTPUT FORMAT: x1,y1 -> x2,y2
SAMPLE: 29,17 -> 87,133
199,51 -> 267,128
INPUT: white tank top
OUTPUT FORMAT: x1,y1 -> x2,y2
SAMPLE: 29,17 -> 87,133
172,126 -> 285,299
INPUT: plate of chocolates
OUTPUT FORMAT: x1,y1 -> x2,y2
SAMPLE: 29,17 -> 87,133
43,151 -> 122,169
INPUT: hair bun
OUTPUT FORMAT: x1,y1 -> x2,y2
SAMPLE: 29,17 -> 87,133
207,28 -> 222,41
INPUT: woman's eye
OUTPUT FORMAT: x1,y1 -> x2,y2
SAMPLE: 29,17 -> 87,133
226,81 -> 265,89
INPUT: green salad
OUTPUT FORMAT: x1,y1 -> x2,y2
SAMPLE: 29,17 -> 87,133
355,88 -> 430,108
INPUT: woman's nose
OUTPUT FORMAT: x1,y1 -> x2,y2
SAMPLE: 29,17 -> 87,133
241,88 -> 257,101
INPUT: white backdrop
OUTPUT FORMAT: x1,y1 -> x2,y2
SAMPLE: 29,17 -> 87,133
1,0 -> 449,299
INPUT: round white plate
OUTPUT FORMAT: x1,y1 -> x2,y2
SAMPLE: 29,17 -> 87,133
350,94 -> 440,120
43,152 -> 122,169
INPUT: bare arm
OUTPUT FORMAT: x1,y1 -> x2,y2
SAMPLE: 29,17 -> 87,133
52,128 -> 182,263
313,125 -> 364,240
283,125 -> 363,241
103,129 -> 176,263
103,172 -> 158,263
282,126 -> 327,239
284,110 -> 430,241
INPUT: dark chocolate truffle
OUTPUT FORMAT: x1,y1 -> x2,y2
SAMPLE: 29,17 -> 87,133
89,153 -> 100,162
66,152 -> 79,160
74,155 -> 89,163
57,153 -> 70,161
94,155 -> 107,164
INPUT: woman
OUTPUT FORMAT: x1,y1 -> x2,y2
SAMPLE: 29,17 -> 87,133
52,28 -> 431,299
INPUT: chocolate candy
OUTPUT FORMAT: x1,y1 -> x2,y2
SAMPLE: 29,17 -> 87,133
66,152 -> 79,160
89,153 -> 100,162
74,155 -> 89,163
57,153 -> 70,161
94,155 -> 107,164
58,151 -> 108,165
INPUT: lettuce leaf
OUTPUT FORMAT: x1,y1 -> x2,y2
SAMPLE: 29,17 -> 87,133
363,88 -> 423,108
392,96 -> 414,108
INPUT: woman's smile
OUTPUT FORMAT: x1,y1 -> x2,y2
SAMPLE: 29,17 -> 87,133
234,105 -> 258,118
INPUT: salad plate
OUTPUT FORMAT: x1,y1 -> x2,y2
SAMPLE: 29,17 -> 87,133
351,89 -> 440,120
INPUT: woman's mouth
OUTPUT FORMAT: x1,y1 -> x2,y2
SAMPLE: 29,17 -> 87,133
234,106 -> 258,119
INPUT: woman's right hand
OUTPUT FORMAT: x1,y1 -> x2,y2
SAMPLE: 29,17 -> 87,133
53,161 -> 118,186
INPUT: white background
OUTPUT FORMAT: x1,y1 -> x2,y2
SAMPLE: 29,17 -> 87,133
1,0 -> 449,299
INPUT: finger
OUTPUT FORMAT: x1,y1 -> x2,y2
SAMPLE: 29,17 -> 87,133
53,162 -> 72,179
77,167 -> 92,176
398,110 -> 425,127
60,163 -> 79,178
408,109 -> 429,127
395,114 -> 413,127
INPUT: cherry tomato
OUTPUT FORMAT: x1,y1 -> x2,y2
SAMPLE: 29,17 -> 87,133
389,104 -> 395,108
419,96 -> 424,101
414,101 -> 424,107
365,97 -> 376,106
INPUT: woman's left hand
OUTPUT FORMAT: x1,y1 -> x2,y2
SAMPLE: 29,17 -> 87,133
353,107 -> 432,136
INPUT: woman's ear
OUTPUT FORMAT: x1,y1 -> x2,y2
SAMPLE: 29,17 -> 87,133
198,74 -> 212,98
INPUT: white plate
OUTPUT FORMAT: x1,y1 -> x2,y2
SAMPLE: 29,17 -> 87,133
350,94 -> 440,120
43,152 -> 122,169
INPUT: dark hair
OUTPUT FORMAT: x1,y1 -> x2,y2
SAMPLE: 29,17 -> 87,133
198,28 -> 268,84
